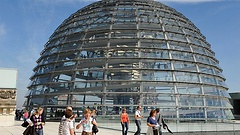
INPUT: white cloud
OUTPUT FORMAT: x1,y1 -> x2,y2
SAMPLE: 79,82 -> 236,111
0,23 -> 6,37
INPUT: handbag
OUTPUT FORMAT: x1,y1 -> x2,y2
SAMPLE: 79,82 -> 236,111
23,126 -> 34,135
92,124 -> 99,133
21,121 -> 29,127
152,128 -> 158,135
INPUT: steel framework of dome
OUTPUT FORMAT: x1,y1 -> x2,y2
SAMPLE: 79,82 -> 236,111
25,0 -> 234,121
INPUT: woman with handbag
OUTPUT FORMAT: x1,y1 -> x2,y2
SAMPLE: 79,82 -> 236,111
30,107 -> 45,135
76,109 -> 98,135
146,110 -> 159,135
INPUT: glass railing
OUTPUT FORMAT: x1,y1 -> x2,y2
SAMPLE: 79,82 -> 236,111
96,117 -> 240,134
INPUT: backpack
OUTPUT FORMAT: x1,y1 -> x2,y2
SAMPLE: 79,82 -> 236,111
58,118 -> 71,135
58,119 -> 64,135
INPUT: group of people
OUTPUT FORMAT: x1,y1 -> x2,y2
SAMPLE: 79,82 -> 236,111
120,106 -> 168,135
58,106 -> 98,135
58,106 -> 168,135
22,106 -> 169,135
22,106 -> 98,135
60,105 -> 167,135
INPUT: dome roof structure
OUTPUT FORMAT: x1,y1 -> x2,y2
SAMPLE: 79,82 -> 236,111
25,0 -> 234,121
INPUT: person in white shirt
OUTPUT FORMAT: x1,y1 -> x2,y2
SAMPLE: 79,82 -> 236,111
134,106 -> 143,135
76,108 -> 98,135
59,106 -> 76,135
61,109 -> 75,135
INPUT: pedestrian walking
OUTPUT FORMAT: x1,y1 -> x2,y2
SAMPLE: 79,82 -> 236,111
155,108 -> 173,134
76,108 -> 98,135
60,109 -> 75,135
58,106 -> 77,135
91,109 -> 97,120
30,107 -> 45,135
134,106 -> 143,135
91,109 -> 98,135
146,110 -> 159,135
23,110 -> 29,122
120,108 -> 130,135
155,108 -> 165,135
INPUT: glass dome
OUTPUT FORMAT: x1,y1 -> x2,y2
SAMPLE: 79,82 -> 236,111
25,0 -> 234,121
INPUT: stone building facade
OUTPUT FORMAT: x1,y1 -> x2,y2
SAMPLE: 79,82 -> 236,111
0,68 -> 17,126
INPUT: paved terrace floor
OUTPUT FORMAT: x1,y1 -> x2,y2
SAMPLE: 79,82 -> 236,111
1,120 -> 240,135
1,121 -> 122,135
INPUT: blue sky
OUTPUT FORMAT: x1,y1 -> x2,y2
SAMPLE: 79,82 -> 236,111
0,0 -> 239,108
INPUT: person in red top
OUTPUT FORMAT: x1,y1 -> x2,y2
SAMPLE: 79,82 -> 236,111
23,110 -> 29,122
120,108 -> 130,135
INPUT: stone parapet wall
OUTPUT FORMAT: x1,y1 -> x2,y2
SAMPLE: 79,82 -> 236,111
0,115 -> 15,126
